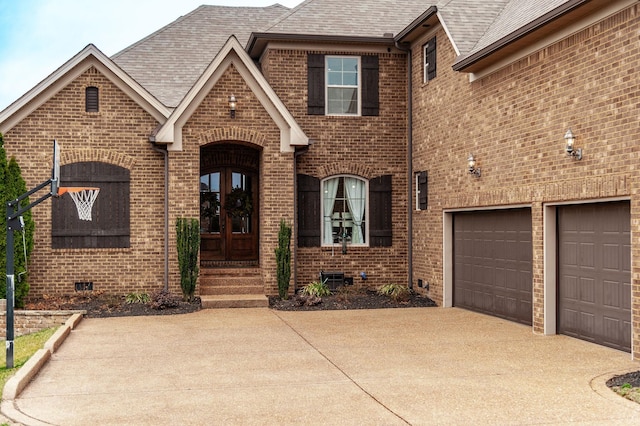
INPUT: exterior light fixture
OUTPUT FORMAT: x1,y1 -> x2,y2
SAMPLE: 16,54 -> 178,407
468,154 -> 481,177
564,128 -> 582,160
229,94 -> 237,118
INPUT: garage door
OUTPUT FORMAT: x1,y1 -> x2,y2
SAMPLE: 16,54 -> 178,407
558,201 -> 631,352
454,208 -> 532,325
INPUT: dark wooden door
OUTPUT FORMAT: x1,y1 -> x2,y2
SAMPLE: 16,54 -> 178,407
200,168 -> 258,261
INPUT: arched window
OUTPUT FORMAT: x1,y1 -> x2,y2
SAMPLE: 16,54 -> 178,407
85,86 -> 99,112
52,162 -> 130,248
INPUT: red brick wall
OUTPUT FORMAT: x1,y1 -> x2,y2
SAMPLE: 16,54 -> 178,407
263,48 -> 409,290
411,5 -> 640,352
3,66 -> 164,298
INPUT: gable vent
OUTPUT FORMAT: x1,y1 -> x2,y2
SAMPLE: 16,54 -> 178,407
85,86 -> 99,112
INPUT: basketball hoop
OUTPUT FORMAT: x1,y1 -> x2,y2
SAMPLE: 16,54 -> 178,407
58,187 -> 100,221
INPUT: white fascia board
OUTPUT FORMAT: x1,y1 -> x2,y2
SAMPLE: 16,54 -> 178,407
156,36 -> 308,152
436,11 -> 461,57
0,44 -> 169,134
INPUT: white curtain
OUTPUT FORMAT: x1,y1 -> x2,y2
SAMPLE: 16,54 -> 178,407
345,177 -> 365,244
323,178 -> 339,244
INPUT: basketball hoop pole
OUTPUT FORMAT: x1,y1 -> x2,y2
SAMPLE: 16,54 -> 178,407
5,177 -> 56,369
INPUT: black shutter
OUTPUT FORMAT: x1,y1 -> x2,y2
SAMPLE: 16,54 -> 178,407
426,37 -> 437,81
297,174 -> 320,247
369,175 -> 392,247
52,162 -> 130,248
85,86 -> 99,112
361,55 -> 379,116
418,171 -> 428,210
307,54 -> 325,115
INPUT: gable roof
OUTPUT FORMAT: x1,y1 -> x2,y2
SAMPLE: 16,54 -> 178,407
112,5 -> 290,108
0,44 -> 169,134
153,36 -> 309,153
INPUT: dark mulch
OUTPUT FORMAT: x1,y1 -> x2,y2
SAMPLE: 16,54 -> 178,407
24,291 -> 201,318
22,287 -> 436,318
607,371 -> 640,388
269,288 -> 437,311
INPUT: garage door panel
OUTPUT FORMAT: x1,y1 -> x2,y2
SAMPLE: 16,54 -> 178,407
558,201 -> 631,352
454,208 -> 532,326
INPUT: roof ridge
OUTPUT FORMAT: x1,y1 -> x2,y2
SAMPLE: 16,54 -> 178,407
112,4 -> 287,60
111,5 -> 205,59
261,0 -> 316,32
467,0 -> 513,52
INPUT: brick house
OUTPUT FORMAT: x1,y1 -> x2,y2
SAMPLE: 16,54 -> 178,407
1,0 -> 639,356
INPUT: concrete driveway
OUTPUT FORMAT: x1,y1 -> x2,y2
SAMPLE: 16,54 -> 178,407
3,307 -> 640,425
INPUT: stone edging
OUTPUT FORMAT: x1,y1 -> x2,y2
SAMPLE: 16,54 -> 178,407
1,312 -> 84,425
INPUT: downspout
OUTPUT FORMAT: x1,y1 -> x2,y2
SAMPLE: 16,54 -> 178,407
149,137 -> 169,291
395,40 -> 413,289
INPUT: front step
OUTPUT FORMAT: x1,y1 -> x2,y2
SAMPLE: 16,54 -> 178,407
199,267 -> 267,309
201,294 -> 268,309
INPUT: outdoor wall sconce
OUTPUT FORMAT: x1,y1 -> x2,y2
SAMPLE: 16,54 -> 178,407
229,94 -> 237,118
564,128 -> 582,160
467,154 -> 481,177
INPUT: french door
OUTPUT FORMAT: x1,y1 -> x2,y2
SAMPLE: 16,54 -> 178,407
200,168 -> 258,261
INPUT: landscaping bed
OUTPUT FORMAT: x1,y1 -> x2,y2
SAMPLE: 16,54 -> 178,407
269,287 -> 437,311
607,371 -> 640,404
24,291 -> 201,318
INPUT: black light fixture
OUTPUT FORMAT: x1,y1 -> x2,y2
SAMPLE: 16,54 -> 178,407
564,128 -> 582,160
468,154 -> 481,177
229,94 -> 237,118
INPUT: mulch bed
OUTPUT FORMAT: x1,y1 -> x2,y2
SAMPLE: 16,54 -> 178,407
269,288 -> 437,311
24,291 -> 201,318
607,371 -> 640,388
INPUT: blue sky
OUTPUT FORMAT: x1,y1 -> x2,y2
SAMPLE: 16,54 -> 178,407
0,0 -> 302,111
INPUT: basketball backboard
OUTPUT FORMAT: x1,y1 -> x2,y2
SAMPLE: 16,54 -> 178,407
51,139 -> 60,196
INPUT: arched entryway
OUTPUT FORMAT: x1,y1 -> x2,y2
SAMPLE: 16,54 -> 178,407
200,143 -> 260,264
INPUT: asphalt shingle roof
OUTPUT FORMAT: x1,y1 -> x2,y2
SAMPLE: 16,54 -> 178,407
110,0 -> 577,109
112,4 -> 290,108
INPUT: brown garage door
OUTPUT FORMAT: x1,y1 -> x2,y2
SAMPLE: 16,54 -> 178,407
558,201 -> 631,352
454,208 -> 532,325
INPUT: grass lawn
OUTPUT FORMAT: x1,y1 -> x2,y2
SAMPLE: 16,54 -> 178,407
0,327 -> 57,397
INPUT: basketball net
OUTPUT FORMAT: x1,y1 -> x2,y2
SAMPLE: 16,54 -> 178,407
58,187 -> 100,221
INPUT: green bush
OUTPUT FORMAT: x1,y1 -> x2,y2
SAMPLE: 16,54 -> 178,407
275,219 -> 292,299
0,133 -> 35,308
176,217 -> 200,302
378,283 -> 411,302
301,280 -> 331,297
125,292 -> 150,304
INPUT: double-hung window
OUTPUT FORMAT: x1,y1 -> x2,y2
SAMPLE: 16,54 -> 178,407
322,175 -> 367,246
326,56 -> 360,115
308,54 -> 379,116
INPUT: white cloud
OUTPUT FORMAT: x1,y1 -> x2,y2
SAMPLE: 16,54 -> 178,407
0,0 -> 302,111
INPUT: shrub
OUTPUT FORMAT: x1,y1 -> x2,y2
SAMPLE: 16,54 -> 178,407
150,289 -> 181,310
125,292 -> 150,304
176,217 -> 200,302
0,133 -> 35,308
275,219 -> 292,299
301,280 -> 331,297
378,284 -> 411,302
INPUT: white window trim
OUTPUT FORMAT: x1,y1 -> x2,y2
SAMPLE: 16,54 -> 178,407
325,55 -> 361,116
320,175 -> 369,247
415,173 -> 421,211
423,42 -> 430,83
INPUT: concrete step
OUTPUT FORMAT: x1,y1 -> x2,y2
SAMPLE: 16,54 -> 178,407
200,285 -> 264,296
201,294 -> 269,309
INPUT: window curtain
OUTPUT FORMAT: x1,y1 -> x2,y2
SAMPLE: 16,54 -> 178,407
323,178 -> 339,244
345,177 -> 365,244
